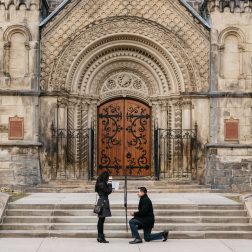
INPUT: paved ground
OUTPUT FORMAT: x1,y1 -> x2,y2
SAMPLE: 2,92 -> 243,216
13,193 -> 239,205
0,238 -> 251,252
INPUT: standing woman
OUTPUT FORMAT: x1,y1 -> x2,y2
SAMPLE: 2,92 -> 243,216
95,171 -> 113,243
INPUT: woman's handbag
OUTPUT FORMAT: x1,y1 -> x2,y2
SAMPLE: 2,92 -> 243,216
93,194 -> 103,214
93,204 -> 103,214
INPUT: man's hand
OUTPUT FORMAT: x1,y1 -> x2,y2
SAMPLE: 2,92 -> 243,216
129,211 -> 134,216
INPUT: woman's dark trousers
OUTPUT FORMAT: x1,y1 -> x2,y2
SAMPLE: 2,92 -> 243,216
97,217 -> 105,236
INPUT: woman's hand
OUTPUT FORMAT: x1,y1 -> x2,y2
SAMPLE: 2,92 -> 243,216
108,176 -> 113,184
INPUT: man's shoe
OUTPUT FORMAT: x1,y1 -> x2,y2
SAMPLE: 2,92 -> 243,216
162,230 -> 169,242
129,238 -> 143,244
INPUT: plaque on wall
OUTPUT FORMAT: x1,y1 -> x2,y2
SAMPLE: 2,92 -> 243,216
224,118 -> 239,141
8,116 -> 24,140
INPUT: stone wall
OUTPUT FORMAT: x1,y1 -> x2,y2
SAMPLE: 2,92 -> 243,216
0,1 -> 41,187
0,193 -> 9,223
204,1 -> 252,192
0,145 -> 41,188
206,147 -> 252,191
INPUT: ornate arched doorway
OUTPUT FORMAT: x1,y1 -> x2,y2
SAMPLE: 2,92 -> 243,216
40,16 -> 207,182
97,98 -> 151,177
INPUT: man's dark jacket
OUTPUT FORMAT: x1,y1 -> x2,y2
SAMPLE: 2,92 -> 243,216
134,194 -> 155,229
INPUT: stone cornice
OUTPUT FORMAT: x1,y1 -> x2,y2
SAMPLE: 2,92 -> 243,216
0,0 -> 40,10
181,91 -> 252,98
205,143 -> 252,148
204,0 -> 252,13
0,142 -> 42,147
0,90 -> 40,96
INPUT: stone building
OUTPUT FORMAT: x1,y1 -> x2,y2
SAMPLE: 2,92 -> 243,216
0,0 -> 252,192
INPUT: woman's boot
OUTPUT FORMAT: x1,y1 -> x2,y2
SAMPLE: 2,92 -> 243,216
97,233 -> 103,243
100,234 -> 109,243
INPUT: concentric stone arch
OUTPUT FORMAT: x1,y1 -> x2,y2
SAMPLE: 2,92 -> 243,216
42,17 -> 204,94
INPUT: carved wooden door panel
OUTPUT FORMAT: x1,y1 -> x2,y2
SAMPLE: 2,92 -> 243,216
125,99 -> 151,176
97,99 -> 124,176
97,99 -> 151,177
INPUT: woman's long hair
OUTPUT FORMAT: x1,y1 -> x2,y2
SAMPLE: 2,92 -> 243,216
95,171 -> 110,192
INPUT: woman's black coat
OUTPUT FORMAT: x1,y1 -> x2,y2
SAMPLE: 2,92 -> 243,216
95,181 -> 112,218
133,194 -> 155,229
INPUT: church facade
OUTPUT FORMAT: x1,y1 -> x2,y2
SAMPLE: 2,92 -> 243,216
0,0 -> 252,192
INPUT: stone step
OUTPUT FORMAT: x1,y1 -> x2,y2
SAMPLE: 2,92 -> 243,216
30,183 -> 208,188
6,209 -> 247,217
7,203 -> 244,210
25,188 -> 215,193
24,180 -> 218,193
38,180 -> 197,186
3,216 -> 250,224
1,223 -> 252,232
0,230 -> 252,239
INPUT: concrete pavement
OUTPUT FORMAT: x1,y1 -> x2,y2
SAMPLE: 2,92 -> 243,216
0,238 -> 251,252
12,193 -> 239,205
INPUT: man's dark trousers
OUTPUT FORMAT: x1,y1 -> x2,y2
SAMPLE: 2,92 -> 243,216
129,218 -> 163,241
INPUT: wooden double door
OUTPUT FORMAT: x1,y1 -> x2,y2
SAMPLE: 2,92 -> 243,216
97,99 -> 151,177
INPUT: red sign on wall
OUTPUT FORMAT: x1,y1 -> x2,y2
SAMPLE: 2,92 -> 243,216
8,116 -> 24,140
224,118 -> 239,141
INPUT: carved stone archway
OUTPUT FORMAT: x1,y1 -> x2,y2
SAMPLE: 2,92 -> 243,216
41,17 -> 207,93
40,16 -> 206,181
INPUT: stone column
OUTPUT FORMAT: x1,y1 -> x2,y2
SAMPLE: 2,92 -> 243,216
57,104 -> 67,130
0,42 -> 4,76
161,102 -> 168,130
24,42 -> 30,76
34,97 -> 39,142
182,100 -> 192,130
3,41 -> 10,79
81,101 -> 89,130
238,44 -> 245,79
29,41 -> 39,89
218,45 -> 224,79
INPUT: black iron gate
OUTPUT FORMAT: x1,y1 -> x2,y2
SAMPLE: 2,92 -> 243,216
154,123 -> 198,180
51,126 -> 94,180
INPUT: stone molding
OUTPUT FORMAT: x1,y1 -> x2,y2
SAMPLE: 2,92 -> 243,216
41,17 -> 209,97
242,194 -> 252,222
0,0 -> 39,10
40,0 -> 210,96
206,0 -> 252,13
0,193 -> 9,224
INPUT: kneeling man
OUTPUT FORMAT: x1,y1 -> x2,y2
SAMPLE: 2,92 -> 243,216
129,187 -> 169,244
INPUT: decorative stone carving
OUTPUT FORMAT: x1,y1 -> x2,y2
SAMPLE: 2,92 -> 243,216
206,0 -> 252,13
100,71 -> 148,100
90,61 -> 157,96
40,0 -> 210,93
0,0 -> 39,10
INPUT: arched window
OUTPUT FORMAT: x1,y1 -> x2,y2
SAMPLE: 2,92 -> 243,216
223,35 -> 240,80
9,32 -> 27,77
218,27 -> 246,81
3,25 -> 31,79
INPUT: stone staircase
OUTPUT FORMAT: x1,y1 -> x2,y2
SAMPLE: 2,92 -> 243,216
24,180 -> 224,193
0,202 -> 252,239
